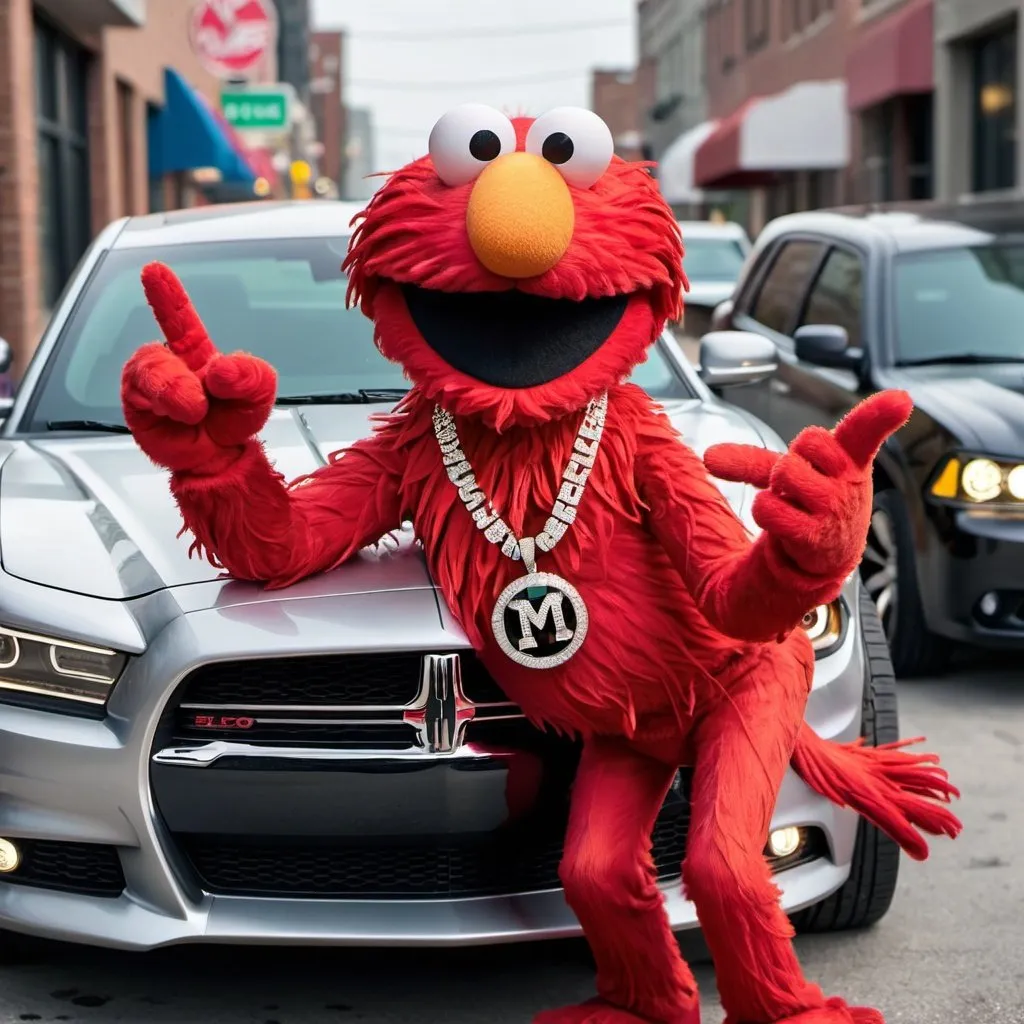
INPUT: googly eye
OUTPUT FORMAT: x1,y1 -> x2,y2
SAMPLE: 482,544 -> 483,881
525,107 -> 614,189
428,104 -> 517,187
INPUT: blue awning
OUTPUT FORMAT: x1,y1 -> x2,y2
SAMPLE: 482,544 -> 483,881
148,68 -> 255,184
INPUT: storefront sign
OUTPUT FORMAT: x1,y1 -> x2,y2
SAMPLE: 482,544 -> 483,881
189,0 -> 277,79
222,87 -> 291,130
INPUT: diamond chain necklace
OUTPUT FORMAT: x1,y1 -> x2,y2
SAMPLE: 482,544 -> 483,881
430,392 -> 608,574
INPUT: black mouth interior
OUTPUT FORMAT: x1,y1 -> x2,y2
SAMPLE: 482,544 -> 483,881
400,284 -> 630,388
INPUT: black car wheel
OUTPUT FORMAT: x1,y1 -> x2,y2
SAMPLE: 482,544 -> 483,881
792,587 -> 902,933
860,489 -> 948,677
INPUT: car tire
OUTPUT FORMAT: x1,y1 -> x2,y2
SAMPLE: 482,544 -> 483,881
861,488 -> 948,678
791,587 -> 902,933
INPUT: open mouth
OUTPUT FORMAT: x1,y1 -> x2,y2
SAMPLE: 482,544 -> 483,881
400,284 -> 631,388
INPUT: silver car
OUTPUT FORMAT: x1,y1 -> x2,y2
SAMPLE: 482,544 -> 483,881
0,201 -> 899,951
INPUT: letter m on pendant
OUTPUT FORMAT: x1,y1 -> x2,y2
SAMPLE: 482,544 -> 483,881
508,592 -> 574,651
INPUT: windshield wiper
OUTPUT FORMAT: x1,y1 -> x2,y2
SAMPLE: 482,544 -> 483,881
897,354 -> 1024,367
46,420 -> 131,434
276,388 -> 409,405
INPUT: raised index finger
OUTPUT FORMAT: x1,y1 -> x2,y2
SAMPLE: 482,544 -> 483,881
140,262 -> 218,372
833,390 -> 913,469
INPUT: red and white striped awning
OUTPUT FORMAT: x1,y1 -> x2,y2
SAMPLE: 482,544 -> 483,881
694,80 -> 850,190
657,121 -> 719,204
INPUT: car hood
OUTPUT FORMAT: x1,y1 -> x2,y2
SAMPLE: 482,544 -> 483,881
0,399 -> 761,601
881,364 -> 1024,458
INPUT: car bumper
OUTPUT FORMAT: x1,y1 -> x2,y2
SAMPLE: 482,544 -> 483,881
0,577 -> 866,951
920,508 -> 1024,646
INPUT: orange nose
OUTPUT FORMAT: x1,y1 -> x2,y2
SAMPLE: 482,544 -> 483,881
466,152 -> 574,279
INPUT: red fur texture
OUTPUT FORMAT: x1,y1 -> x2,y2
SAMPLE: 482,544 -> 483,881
121,120 -> 961,1024
342,117 -> 685,430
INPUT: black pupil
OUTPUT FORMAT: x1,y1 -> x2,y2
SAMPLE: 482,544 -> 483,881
542,132 -> 574,165
469,129 -> 502,161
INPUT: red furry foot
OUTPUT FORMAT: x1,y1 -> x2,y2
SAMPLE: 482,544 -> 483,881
534,997 -> 700,1024
764,997 -> 883,1024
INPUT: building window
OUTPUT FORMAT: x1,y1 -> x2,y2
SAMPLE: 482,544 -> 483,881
146,102 -> 164,213
787,0 -> 833,39
905,93 -> 933,200
744,0 -> 769,52
34,17 -> 91,313
972,23 -> 1017,193
117,80 -> 135,217
862,100 -> 896,202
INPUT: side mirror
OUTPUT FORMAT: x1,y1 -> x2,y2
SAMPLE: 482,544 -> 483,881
0,338 -> 10,374
794,324 -> 863,369
698,331 -> 778,389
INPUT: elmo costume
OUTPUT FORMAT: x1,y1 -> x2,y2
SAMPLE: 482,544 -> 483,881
121,104 -> 961,1024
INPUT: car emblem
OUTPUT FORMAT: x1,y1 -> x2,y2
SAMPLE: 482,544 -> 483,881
403,654 -> 476,754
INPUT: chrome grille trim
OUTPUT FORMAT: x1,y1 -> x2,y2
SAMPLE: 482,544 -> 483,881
165,653 -> 528,756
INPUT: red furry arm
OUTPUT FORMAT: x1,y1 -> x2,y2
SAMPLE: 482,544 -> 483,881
634,410 -> 840,643
170,432 -> 405,588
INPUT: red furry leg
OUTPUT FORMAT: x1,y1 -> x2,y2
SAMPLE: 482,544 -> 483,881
534,739 -> 701,1024
791,723 -> 962,861
683,658 -> 883,1024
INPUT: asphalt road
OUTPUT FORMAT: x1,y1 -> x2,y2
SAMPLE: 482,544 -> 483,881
0,651 -> 1019,1024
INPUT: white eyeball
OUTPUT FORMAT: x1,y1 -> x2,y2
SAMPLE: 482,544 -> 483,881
524,107 -> 614,189
428,104 -> 517,187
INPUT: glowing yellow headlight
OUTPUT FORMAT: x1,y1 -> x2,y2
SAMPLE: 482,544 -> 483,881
1008,465 -> 1024,500
929,454 -> 1024,505
801,602 -> 843,653
961,459 -> 1004,502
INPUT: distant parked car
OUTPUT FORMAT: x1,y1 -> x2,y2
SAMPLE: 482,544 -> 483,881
710,202 -> 1024,677
678,220 -> 751,337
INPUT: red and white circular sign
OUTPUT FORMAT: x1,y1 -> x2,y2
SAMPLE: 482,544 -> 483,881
189,0 -> 278,79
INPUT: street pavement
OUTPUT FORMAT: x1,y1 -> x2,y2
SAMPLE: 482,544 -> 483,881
0,650 -> 1019,1023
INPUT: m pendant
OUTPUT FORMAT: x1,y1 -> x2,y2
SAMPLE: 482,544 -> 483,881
491,572 -> 589,669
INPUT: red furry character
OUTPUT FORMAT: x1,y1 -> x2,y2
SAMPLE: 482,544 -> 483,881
121,105 -> 961,1024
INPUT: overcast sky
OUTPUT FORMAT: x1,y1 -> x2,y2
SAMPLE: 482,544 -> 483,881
310,0 -> 637,172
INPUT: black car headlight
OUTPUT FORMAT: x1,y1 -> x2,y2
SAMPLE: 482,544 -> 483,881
0,627 -> 127,715
928,453 -> 1024,508
801,600 -> 845,658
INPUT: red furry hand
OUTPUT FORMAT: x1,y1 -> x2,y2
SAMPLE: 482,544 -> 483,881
704,391 -> 913,579
121,262 -> 277,474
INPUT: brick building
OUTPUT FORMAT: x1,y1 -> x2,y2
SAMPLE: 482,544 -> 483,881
309,30 -> 344,191
846,0 -> 935,203
590,67 -> 650,161
0,0 -> 277,377
693,0 -> 853,232
638,0 -> 712,212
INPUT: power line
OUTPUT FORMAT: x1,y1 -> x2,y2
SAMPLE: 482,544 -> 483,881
349,68 -> 590,90
324,18 -> 630,41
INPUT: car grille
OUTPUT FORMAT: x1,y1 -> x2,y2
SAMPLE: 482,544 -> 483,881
168,651 -> 510,749
154,651 -> 693,899
177,652 -> 429,708
175,808 -> 690,899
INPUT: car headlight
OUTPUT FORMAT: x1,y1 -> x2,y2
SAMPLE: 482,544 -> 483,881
0,627 -> 127,716
929,453 -> 1024,507
800,601 -> 844,657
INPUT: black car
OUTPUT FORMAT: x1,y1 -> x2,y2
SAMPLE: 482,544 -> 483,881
706,200 -> 1024,677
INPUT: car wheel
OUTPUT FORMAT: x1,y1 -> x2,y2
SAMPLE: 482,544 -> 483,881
860,488 -> 948,678
791,587 -> 902,933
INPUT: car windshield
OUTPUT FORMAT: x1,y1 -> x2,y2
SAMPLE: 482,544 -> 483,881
683,237 -> 747,282
894,244 -> 1024,364
21,238 -> 693,431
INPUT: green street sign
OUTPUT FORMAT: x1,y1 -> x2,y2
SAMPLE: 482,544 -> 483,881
221,89 -> 290,131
